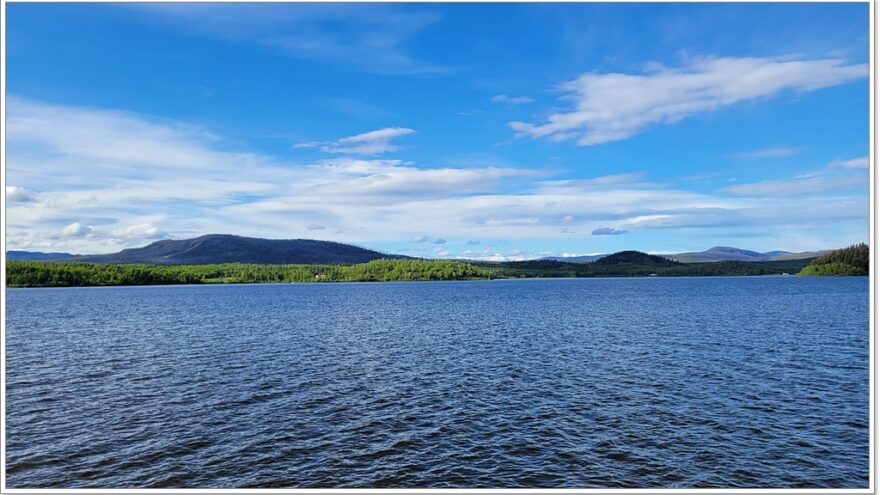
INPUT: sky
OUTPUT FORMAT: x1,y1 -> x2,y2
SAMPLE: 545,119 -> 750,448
5,3 -> 871,260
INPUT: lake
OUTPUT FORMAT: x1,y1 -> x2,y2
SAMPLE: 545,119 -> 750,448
5,277 -> 869,488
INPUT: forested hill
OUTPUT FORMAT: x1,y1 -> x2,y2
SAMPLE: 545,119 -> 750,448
593,251 -> 678,266
71,235 -> 405,265
799,243 -> 869,275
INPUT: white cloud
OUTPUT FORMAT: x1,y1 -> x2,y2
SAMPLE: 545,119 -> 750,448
61,222 -> 95,238
292,141 -> 321,149
112,223 -> 166,240
830,156 -> 869,169
6,186 -> 37,203
456,247 -> 540,262
6,97 -> 867,255
299,127 -> 416,154
306,223 -> 326,230
510,56 -> 867,145
491,94 -> 533,105
432,238 -> 447,244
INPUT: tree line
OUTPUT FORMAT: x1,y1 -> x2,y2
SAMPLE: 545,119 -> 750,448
799,243 -> 868,276
6,259 -> 495,287
6,252 -> 833,288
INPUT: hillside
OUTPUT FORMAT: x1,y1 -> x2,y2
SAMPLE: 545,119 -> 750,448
669,246 -> 768,262
540,254 -> 605,263
770,250 -> 832,261
71,235 -> 405,265
545,246 -> 827,263
594,251 -> 679,266
6,251 -> 75,261
473,253 -> 810,278
799,243 -> 868,276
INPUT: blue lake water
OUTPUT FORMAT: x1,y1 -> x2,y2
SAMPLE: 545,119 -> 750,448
5,277 -> 869,488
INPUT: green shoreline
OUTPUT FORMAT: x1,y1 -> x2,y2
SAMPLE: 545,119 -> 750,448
7,243 -> 867,288
6,257 -> 819,288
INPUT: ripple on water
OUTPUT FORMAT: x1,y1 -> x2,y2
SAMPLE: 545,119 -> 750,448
5,277 -> 870,488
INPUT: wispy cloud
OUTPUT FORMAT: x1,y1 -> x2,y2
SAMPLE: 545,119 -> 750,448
125,4 -> 448,75
5,97 -> 868,255
112,223 -> 166,240
725,147 -> 800,159
491,94 -> 533,105
321,127 -> 416,154
830,156 -> 869,169
510,56 -> 867,145
721,156 -> 868,197
721,175 -> 865,197
592,227 -> 627,236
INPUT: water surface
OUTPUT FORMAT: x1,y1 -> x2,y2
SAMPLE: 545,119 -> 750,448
6,277 -> 869,488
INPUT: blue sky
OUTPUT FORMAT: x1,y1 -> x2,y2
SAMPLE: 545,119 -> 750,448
5,3 -> 870,259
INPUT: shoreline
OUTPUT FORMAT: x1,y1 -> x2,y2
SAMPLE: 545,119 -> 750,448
6,272 -> 867,289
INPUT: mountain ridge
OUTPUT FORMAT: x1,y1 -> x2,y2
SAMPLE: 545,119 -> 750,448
542,246 -> 829,263
6,251 -> 76,261
7,238 -> 836,265
60,234 -> 405,265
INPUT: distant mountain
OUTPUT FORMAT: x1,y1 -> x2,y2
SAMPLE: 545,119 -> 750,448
768,250 -> 830,261
6,251 -> 75,261
668,246 -> 768,262
761,250 -> 793,258
71,234 -> 406,265
540,254 -> 605,263
667,246 -> 826,263
594,251 -> 679,267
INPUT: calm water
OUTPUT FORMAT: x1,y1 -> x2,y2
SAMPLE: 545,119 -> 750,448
6,277 -> 869,488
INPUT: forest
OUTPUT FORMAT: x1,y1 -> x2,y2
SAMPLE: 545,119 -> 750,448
6,259 -> 494,287
798,243 -> 869,276
7,253 -> 818,288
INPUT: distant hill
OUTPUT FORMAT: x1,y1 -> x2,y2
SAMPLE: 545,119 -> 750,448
761,250 -> 793,258
594,251 -> 679,267
71,234 -> 406,265
667,246 -> 827,263
6,251 -> 75,261
540,254 -> 605,263
769,250 -> 831,261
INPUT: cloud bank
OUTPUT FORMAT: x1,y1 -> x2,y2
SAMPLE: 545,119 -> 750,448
5,97 -> 868,256
510,56 -> 867,145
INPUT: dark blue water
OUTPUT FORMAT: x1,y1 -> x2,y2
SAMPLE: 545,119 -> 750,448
5,277 -> 869,488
